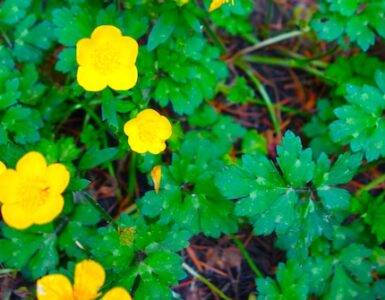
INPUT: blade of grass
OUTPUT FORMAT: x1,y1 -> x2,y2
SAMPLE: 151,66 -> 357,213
235,59 -> 281,136
182,263 -> 232,300
231,235 -> 264,278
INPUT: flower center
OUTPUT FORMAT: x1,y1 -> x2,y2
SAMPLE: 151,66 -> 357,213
93,42 -> 119,75
138,122 -> 158,144
19,177 -> 50,210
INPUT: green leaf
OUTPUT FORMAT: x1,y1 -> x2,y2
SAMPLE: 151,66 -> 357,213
346,16 -> 375,51
257,261 -> 309,300
357,193 -> 385,243
56,48 -> 76,73
52,5 -> 95,46
318,187 -> 351,210
228,77 -> 254,103
27,237 -> 59,279
0,78 -> 20,110
326,265 -> 374,299
59,202 -> 101,258
216,153 -> 292,236
217,131 -> 358,255
328,0 -> 359,16
311,14 -> 344,41
0,225 -> 58,280
147,10 -> 178,51
0,0 -> 32,25
277,131 -> 315,188
314,152 -> 362,186
130,251 -> 185,300
330,80 -> 385,161
91,225 -> 135,272
13,17 -> 54,62
139,134 -> 237,237
79,147 -> 118,170
311,1 -> 385,51
101,89 -> 118,129
2,105 -> 42,144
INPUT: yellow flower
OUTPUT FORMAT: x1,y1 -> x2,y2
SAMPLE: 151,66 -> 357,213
0,152 -> 69,230
36,260 -> 132,300
76,25 -> 139,92
150,165 -> 162,193
0,161 -> 6,174
123,109 -> 172,154
209,0 -> 234,11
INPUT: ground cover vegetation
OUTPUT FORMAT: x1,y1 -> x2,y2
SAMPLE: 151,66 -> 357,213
0,0 -> 385,299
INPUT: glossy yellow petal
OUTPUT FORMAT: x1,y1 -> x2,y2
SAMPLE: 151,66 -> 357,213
77,66 -> 107,92
0,161 -> 6,174
2,203 -> 34,229
123,119 -> 138,137
107,66 -> 138,91
0,170 -> 20,204
73,260 -> 105,300
157,116 -> 173,140
46,164 -> 70,194
36,274 -> 73,300
91,25 -> 122,41
148,141 -> 166,155
33,194 -> 64,225
119,37 -> 139,66
150,165 -> 162,193
128,133 -> 148,154
102,287 -> 132,300
77,38 -> 95,66
16,151 -> 47,178
137,108 -> 160,120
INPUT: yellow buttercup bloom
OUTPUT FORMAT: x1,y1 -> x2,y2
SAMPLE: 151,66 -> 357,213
76,25 -> 139,92
123,109 -> 172,154
0,152 -> 69,229
209,0 -> 234,11
37,260 -> 132,300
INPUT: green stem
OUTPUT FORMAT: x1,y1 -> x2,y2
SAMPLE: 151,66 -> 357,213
239,28 -> 309,56
356,173 -> 385,195
127,152 -> 137,197
231,235 -> 264,278
235,59 -> 281,136
357,158 -> 385,173
243,55 -> 328,80
200,17 -> 227,54
281,46 -> 337,68
83,193 -> 118,230
182,263 -> 232,300
0,269 -> 16,276
217,83 -> 310,116
80,101 -> 117,179
1,29 -> 12,48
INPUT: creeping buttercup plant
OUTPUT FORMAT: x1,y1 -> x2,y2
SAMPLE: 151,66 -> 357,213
1,0 -> 385,299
